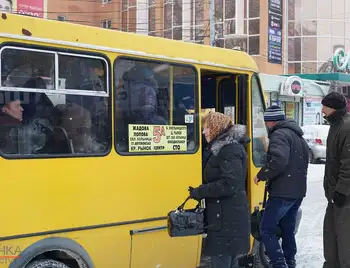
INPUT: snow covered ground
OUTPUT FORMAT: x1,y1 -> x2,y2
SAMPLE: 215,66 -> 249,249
296,164 -> 327,267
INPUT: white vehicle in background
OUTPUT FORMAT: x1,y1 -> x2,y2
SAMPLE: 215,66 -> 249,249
301,125 -> 330,164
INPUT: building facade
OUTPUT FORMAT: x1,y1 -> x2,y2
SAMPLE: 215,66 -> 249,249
4,0 -> 350,76
287,0 -> 350,74
41,0 -> 284,74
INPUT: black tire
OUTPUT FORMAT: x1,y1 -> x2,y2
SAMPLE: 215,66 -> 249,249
252,240 -> 270,268
25,259 -> 71,268
258,242 -> 271,268
309,150 -> 317,164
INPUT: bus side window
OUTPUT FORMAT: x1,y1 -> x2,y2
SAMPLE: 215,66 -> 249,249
0,46 -> 111,157
114,58 -> 198,154
251,75 -> 268,167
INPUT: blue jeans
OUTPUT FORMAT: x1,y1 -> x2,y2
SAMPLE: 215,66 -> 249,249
260,196 -> 303,268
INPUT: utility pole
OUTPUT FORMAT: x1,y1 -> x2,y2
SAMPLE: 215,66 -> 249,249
209,0 -> 215,46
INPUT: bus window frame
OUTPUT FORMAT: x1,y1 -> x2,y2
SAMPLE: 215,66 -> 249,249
250,72 -> 268,168
113,55 -> 199,156
0,42 -> 112,159
0,45 -> 109,97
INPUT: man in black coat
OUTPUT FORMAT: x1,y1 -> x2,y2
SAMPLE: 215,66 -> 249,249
254,105 -> 309,268
321,92 -> 350,268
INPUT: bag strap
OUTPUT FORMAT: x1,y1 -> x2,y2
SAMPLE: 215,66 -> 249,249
177,196 -> 191,211
177,196 -> 201,211
262,183 -> 268,208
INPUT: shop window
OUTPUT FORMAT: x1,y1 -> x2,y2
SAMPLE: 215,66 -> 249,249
251,74 -> 268,167
249,36 -> 260,55
0,46 -> 110,157
114,57 -> 198,155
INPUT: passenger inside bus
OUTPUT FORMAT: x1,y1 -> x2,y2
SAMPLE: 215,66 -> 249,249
115,63 -> 167,151
0,92 -> 23,154
114,60 -> 197,153
0,47 -> 110,156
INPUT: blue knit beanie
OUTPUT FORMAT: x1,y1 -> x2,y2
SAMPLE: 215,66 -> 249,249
264,105 -> 285,122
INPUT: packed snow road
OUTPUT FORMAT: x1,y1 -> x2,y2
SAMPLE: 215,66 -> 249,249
296,164 -> 326,267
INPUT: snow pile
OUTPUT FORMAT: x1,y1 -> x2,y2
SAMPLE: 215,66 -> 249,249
296,164 -> 327,267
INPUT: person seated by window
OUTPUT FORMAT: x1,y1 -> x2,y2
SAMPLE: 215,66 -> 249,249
123,65 -> 166,125
0,91 -> 56,155
116,65 -> 167,151
0,92 -> 24,154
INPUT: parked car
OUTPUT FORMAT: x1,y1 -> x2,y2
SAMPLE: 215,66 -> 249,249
301,125 -> 329,164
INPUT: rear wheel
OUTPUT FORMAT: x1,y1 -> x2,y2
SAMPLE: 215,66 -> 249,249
25,259 -> 71,268
308,150 -> 317,164
252,240 -> 271,268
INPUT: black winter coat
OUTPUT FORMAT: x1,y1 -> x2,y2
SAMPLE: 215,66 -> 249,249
324,108 -> 350,201
0,112 -> 22,154
195,126 -> 250,257
257,120 -> 309,199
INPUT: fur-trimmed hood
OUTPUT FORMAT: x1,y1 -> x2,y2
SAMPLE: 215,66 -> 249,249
210,125 -> 250,156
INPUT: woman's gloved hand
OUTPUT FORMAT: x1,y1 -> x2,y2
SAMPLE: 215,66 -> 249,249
188,186 -> 201,201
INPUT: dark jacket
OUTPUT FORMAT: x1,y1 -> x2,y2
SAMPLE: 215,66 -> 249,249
257,120 -> 309,199
195,126 -> 250,257
0,112 -> 22,154
324,108 -> 350,201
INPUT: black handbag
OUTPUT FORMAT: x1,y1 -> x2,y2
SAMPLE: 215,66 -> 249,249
167,196 -> 205,237
250,183 -> 282,241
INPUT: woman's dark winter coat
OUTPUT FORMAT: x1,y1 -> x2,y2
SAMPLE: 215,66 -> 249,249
194,126 -> 250,257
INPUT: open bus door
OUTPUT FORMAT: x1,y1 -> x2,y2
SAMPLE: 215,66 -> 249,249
199,71 -> 254,267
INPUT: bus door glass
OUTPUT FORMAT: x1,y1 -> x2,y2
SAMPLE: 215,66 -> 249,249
217,76 -> 236,123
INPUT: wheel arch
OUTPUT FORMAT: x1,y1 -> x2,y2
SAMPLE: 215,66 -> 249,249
9,237 -> 94,268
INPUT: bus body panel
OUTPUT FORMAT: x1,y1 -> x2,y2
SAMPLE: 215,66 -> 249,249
0,13 -> 268,268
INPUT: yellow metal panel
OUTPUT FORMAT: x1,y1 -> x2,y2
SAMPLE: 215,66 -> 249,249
130,229 -> 199,268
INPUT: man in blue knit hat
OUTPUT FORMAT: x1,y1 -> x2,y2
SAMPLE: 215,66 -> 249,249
254,105 -> 309,268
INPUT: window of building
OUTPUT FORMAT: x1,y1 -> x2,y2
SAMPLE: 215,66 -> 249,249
101,20 -> 112,29
248,36 -> 259,55
148,0 -> 156,36
225,37 -> 247,51
214,0 -> 258,54
288,63 -> 301,73
163,0 -> 183,40
185,0 -> 204,43
317,37 -> 332,62
0,46 -> 110,157
102,0 -> 112,3
121,0 -> 128,31
302,37 -> 317,61
288,37 -> 301,61
302,62 -> 317,73
114,57 -> 198,155
249,18 -> 259,35
302,20 -> 317,36
249,0 -> 259,18
251,74 -> 268,167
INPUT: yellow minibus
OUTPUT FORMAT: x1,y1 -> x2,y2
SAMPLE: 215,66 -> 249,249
0,12 -> 281,268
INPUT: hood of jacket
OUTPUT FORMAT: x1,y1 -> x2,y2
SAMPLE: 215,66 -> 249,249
270,119 -> 303,137
210,125 -> 250,156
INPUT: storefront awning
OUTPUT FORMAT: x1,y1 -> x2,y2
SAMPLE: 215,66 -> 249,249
283,73 -> 350,85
